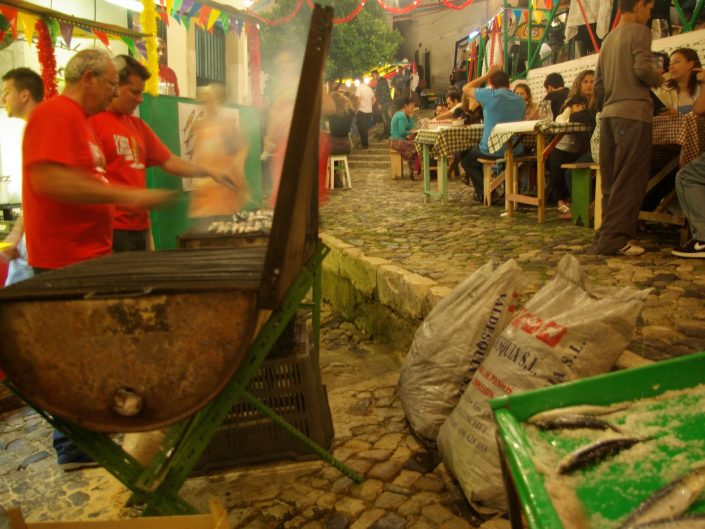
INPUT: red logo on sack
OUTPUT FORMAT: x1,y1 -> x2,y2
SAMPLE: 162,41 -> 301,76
511,308 -> 567,347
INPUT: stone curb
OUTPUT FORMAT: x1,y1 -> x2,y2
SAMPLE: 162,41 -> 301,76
320,233 -> 452,347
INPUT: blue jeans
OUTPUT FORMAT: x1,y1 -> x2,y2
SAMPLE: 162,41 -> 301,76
676,152 -> 705,241
5,237 -> 33,286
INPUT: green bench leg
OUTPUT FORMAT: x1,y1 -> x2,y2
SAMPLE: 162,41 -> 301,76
570,168 -> 592,227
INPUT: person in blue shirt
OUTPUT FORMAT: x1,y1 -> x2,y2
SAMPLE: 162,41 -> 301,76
390,97 -> 420,178
460,64 -> 525,201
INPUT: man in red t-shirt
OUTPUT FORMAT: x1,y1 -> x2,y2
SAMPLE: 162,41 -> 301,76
90,55 -> 224,252
22,49 -> 174,272
157,38 -> 180,96
21,49 -> 174,470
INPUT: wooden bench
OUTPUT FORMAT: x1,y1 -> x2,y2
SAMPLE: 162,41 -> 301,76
561,162 -> 602,229
478,158 -> 506,206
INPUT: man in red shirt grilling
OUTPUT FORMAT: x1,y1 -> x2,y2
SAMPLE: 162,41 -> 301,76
21,48 -> 174,469
90,55 -> 227,252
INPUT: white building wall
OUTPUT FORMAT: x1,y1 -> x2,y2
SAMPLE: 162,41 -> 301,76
396,0 -> 503,91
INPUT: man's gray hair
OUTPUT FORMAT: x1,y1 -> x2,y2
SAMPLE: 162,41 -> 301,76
64,49 -> 114,84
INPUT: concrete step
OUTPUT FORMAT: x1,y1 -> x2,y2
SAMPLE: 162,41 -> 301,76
347,153 -> 390,162
347,160 -> 391,169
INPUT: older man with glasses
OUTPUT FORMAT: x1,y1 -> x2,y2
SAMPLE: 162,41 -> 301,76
20,48 -> 174,470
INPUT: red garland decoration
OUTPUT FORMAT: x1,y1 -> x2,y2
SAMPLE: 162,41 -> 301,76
246,23 -> 263,108
375,0 -> 419,15
303,0 -> 366,24
249,0 -> 304,27
35,19 -> 58,99
441,0 -> 475,10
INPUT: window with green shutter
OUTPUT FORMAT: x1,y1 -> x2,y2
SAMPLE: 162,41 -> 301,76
196,26 -> 226,87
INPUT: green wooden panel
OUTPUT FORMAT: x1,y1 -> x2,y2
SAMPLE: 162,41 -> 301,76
139,94 -> 262,250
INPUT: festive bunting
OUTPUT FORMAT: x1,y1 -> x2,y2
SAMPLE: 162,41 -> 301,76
158,10 -> 169,26
232,17 -> 242,36
171,0 -> 184,15
165,0 -> 174,15
140,0 -> 159,95
59,21 -> 73,47
136,39 -> 148,58
121,35 -> 137,56
35,19 -> 58,98
514,9 -> 522,21
93,29 -> 110,48
0,6 -> 18,39
198,6 -> 212,26
46,18 -> 60,45
180,0 -> 195,16
182,15 -> 191,30
220,13 -> 229,32
18,12 -> 37,44
207,8 -> 220,30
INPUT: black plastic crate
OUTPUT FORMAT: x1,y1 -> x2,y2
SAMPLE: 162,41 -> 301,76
192,327 -> 334,474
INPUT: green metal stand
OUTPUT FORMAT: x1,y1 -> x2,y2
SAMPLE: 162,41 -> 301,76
6,243 -> 362,516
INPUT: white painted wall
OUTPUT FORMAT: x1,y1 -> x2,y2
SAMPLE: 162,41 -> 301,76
396,0 -> 503,90
523,28 -> 705,103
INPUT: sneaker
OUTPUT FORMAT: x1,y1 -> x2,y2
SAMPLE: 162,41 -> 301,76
672,239 -> 705,258
59,454 -> 99,471
618,243 -> 646,256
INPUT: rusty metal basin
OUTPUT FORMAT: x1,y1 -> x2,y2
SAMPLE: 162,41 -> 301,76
0,283 -> 259,433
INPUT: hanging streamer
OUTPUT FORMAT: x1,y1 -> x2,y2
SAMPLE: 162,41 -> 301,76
35,19 -> 58,98
207,8 -> 221,30
59,21 -> 73,47
93,29 -> 110,48
248,0 -> 304,27
18,12 -> 37,43
141,0 -> 159,95
441,0 -> 475,9
376,0 -> 419,15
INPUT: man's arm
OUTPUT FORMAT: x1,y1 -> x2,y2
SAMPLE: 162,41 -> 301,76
694,68 -> 705,115
0,218 -> 23,261
31,163 -> 174,208
462,63 -> 501,100
633,28 -> 662,88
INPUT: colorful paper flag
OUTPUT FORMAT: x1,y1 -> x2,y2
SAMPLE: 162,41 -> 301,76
46,18 -> 60,45
136,39 -> 147,58
0,6 -> 18,39
198,6 -> 212,26
121,35 -> 137,56
93,29 -> 110,48
171,0 -> 183,14
220,13 -> 229,32
207,8 -> 220,30
158,10 -> 169,26
17,12 -> 37,44
59,21 -> 73,47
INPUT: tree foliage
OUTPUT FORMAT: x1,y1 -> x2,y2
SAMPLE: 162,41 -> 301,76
258,0 -> 404,81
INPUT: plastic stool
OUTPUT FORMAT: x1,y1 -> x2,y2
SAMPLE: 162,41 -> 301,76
327,155 -> 351,189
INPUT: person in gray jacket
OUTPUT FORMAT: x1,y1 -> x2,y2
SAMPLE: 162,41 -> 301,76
591,0 -> 662,256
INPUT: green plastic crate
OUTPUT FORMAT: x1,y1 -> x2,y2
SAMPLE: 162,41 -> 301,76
490,351 -> 705,529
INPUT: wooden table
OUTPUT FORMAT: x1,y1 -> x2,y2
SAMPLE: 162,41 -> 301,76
641,113 -> 705,242
487,120 -> 592,223
413,124 -> 484,203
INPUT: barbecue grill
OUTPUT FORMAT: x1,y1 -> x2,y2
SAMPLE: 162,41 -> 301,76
0,21 -> 324,431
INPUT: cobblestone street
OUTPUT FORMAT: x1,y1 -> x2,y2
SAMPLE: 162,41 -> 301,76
1,138 -> 704,527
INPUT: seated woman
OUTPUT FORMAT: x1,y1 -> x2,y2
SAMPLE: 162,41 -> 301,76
328,92 -> 355,155
547,69 -> 595,219
514,83 -> 539,120
654,48 -> 702,114
390,97 -> 420,179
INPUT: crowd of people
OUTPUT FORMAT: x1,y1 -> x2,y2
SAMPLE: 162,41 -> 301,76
408,0 -> 705,258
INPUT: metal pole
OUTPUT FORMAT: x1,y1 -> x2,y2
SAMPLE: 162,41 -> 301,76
690,0 -> 705,32
527,3 -> 558,73
673,0 -> 690,31
503,0 -> 509,71
527,2 -> 532,77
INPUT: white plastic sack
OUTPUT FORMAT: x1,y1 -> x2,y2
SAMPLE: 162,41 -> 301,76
437,254 -> 650,510
398,259 -> 528,444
